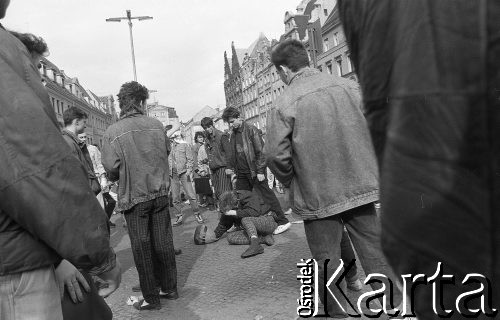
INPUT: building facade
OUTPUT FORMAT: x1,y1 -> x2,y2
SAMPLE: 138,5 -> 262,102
39,57 -> 117,147
146,102 -> 180,129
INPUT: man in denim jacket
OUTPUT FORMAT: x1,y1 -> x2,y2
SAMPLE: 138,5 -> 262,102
102,82 -> 177,310
265,39 -> 402,318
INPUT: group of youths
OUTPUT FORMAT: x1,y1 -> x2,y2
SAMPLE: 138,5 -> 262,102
2,0 -> 497,318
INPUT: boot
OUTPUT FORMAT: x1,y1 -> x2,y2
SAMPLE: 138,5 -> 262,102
241,237 -> 264,258
260,234 -> 275,246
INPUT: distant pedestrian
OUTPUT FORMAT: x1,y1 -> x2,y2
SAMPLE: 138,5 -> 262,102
169,131 -> 205,225
265,39 -> 402,317
102,81 -> 177,311
221,107 -> 291,235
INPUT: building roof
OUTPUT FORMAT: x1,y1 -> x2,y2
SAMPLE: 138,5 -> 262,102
322,4 -> 341,34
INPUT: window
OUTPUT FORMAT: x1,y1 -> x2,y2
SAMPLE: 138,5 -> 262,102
323,38 -> 329,52
333,32 -> 339,46
335,57 -> 343,76
56,100 -> 60,114
347,53 -> 353,73
326,61 -> 333,75
324,9 -> 328,16
318,65 -> 323,72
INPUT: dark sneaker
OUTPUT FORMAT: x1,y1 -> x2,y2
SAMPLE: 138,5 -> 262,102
159,290 -> 179,300
174,248 -> 182,255
133,299 -> 161,311
173,216 -> 183,226
241,238 -> 264,258
194,213 -> 204,224
260,234 -> 275,246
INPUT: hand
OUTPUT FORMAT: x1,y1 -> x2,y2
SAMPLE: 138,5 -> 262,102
225,209 -> 237,216
257,173 -> 266,182
225,168 -> 234,175
97,259 -> 122,298
55,260 -> 90,303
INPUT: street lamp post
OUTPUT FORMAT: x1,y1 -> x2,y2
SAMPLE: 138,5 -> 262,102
106,10 -> 153,81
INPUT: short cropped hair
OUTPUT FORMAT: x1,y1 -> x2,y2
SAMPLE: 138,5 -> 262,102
221,107 -> 240,122
271,39 -> 309,72
63,106 -> 87,127
200,117 -> 213,129
10,31 -> 48,56
219,191 -> 239,214
117,81 -> 149,117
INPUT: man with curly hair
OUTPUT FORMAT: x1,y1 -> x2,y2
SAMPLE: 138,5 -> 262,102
102,81 -> 177,311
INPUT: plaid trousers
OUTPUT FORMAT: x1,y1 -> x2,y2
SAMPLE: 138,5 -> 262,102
227,215 -> 277,245
124,196 -> 177,305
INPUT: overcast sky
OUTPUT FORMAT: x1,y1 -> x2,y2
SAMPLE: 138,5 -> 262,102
3,0 -> 295,120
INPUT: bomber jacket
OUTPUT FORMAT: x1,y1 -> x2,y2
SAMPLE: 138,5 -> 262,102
0,27 -> 115,276
265,67 -> 379,220
102,112 -> 170,212
205,128 -> 230,170
227,122 -> 266,178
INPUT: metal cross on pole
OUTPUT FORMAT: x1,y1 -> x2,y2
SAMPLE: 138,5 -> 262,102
106,10 -> 153,81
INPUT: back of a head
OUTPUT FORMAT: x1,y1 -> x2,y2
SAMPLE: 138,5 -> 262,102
10,31 -> 48,57
271,39 -> 309,72
219,190 -> 238,213
118,81 -> 149,117
63,106 -> 87,127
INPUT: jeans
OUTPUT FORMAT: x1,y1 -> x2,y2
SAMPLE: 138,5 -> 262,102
124,196 -> 177,305
0,266 -> 63,320
303,203 -> 402,318
235,172 -> 289,225
171,173 -> 199,217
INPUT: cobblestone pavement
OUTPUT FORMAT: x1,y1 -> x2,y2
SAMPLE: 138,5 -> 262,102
105,197 -> 393,320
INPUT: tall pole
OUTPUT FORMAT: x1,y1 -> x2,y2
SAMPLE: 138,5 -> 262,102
127,11 -> 137,81
106,10 -> 153,82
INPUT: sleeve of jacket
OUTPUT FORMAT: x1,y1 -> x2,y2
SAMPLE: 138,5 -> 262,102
93,147 -> 106,176
251,126 -> 266,174
264,107 -> 294,188
185,143 -> 194,171
192,144 -> 200,172
101,132 -> 121,182
0,34 -> 115,275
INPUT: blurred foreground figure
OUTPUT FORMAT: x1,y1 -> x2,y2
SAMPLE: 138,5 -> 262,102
0,2 -> 120,319
340,1 -> 500,318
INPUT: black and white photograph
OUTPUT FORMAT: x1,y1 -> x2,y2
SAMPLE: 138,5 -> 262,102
1,0 -> 499,319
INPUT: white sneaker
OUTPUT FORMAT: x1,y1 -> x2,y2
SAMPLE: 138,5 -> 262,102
273,222 -> 292,235
284,208 -> 293,215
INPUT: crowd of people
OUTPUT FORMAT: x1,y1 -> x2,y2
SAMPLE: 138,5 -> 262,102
1,0 -> 499,319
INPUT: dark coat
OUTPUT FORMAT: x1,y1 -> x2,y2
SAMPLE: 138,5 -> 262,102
205,128 -> 230,170
227,122 -> 266,178
0,27 -> 115,276
339,0 -> 500,312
